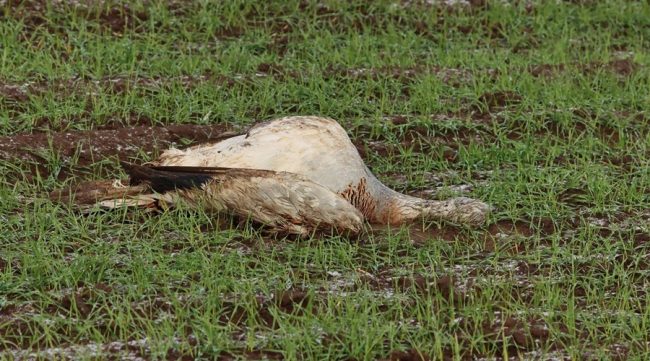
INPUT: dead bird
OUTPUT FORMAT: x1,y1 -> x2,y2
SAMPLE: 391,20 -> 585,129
52,116 -> 490,236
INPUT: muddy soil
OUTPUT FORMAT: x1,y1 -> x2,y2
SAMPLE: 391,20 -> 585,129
0,124 -> 234,178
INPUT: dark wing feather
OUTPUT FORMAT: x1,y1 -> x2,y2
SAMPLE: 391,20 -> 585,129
121,163 -> 281,194
121,162 -> 215,193
147,165 -> 278,177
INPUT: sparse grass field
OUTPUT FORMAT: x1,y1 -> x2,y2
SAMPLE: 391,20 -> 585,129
1,0 -> 649,360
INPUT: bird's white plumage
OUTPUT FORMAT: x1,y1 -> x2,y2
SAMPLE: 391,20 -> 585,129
155,116 -> 371,193
203,172 -> 364,235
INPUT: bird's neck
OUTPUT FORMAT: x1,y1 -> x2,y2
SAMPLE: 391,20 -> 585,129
370,181 -> 488,226
369,177 -> 488,225
348,169 -> 485,226
367,180 -> 427,225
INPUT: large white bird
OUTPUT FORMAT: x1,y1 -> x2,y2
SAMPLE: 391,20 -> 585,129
53,116 -> 490,236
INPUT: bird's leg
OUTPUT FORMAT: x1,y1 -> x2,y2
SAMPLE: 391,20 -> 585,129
421,197 -> 490,226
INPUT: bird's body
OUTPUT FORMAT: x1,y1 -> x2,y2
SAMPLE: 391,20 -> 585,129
54,116 -> 490,235
155,116 -> 366,193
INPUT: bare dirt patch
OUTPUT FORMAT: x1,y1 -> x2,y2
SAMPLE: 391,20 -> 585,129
217,349 -> 284,360
323,65 -> 497,87
478,91 -> 523,109
92,4 -> 149,34
406,224 -> 468,244
0,124 -> 233,179
454,314 -> 569,359
1,1 -> 150,34
350,112 -> 498,161
217,288 -> 314,330
584,59 -> 638,77
0,74 -> 211,107
529,63 -> 566,78
6,61 -> 636,127
380,348 -> 431,361
530,59 -> 640,79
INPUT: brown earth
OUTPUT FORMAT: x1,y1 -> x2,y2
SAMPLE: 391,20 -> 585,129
2,230 -> 643,360
0,124 -> 235,179
380,349 -> 431,361
1,59 -> 639,113
1,1 -> 149,34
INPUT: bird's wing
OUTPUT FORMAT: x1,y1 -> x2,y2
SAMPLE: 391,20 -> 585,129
122,162 -> 281,192
147,164 -> 277,177
120,163 -> 364,236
